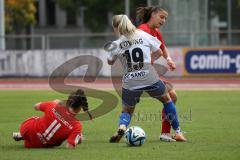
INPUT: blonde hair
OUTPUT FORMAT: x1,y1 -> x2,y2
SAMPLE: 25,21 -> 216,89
112,15 -> 136,40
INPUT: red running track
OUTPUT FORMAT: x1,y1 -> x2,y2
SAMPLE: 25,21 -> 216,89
0,78 -> 239,90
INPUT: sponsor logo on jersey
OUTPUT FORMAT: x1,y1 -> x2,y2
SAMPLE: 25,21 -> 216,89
123,70 -> 149,81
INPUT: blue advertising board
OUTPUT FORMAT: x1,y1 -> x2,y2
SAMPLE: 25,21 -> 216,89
184,48 -> 240,76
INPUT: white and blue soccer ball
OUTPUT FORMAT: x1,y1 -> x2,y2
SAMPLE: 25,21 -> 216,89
124,126 -> 146,146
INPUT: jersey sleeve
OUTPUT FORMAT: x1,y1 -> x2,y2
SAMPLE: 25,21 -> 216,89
67,122 -> 82,147
107,40 -> 120,62
37,101 -> 57,112
107,52 -> 117,61
148,36 -> 162,53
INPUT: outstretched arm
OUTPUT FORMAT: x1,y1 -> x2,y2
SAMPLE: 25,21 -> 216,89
34,99 -> 61,111
152,49 -> 163,61
162,47 -> 176,71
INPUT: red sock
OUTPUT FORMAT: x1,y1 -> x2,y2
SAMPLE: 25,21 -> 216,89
161,109 -> 171,134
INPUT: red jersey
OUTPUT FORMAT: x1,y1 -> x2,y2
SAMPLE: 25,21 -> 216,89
20,101 -> 82,148
138,23 -> 166,50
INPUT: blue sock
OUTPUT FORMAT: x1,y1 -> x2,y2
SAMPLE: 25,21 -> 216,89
118,112 -> 131,127
163,101 -> 180,130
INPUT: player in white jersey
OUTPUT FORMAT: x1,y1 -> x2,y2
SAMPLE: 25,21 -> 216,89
107,15 -> 186,142
109,29 -> 162,90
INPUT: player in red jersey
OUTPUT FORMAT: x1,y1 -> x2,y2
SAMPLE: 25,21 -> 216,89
13,89 -> 91,148
137,6 -> 183,142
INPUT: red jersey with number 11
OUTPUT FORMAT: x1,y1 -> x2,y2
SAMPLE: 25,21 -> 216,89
21,101 -> 82,148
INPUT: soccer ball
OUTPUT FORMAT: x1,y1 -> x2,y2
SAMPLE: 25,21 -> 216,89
124,126 -> 146,146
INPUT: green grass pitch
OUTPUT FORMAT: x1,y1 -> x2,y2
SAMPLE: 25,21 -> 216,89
0,90 -> 240,160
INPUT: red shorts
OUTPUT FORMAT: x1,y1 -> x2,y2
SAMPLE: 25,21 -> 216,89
20,117 -> 43,148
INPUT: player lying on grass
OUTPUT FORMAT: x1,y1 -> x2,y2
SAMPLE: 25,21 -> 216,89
13,89 -> 91,148
137,6 -> 178,142
107,15 -> 186,143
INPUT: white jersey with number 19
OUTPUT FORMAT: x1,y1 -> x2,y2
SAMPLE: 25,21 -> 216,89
108,30 -> 162,90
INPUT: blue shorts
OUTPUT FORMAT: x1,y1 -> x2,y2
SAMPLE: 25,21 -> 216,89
122,80 -> 166,107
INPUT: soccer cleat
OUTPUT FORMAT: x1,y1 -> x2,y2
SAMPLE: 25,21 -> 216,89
12,132 -> 24,141
109,125 -> 126,143
173,132 -> 187,142
160,133 -> 176,142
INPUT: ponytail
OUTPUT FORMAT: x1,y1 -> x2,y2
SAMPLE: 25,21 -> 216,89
112,15 -> 136,40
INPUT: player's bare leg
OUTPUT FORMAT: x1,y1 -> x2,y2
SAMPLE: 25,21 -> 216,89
169,89 -> 177,104
12,132 -> 24,141
109,105 -> 135,143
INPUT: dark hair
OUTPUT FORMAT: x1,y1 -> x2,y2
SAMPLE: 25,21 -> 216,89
136,6 -> 167,24
66,89 -> 92,119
